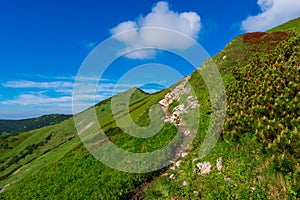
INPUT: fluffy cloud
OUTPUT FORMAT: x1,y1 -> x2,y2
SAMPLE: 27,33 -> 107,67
111,1 -> 201,59
241,0 -> 300,32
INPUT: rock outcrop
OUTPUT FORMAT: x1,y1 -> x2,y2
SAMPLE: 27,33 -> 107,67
159,76 -> 199,128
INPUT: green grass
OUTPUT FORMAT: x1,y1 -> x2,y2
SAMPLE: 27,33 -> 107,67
142,22 -> 300,199
168,100 -> 180,113
0,118 -> 76,181
0,88 -> 176,199
268,17 -> 300,35
143,134 -> 268,199
0,18 -> 300,199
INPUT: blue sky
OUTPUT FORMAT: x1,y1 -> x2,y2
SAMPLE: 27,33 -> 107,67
0,0 -> 299,119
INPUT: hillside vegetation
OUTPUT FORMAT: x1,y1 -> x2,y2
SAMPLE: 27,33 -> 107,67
142,24 -> 299,199
0,18 -> 299,199
0,114 -> 72,136
0,88 -> 177,199
268,17 -> 300,34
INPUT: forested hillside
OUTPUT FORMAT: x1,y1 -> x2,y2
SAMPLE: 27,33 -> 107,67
0,114 -> 72,136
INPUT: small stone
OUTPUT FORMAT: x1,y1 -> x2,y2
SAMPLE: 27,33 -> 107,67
250,187 -> 255,192
189,100 -> 200,109
182,181 -> 188,187
181,152 -> 188,157
184,130 -> 191,136
216,157 -> 223,171
175,160 -> 181,168
171,196 -> 177,200
196,162 -> 212,175
169,174 -> 176,180
224,177 -> 231,182
257,175 -> 262,181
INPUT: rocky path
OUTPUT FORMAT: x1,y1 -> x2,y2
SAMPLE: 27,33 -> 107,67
130,76 -> 200,199
158,76 -> 200,160
130,75 -> 225,199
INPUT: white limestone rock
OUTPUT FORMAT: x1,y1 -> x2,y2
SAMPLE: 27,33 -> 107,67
169,174 -> 176,180
181,152 -> 188,158
196,162 -> 212,175
182,181 -> 188,187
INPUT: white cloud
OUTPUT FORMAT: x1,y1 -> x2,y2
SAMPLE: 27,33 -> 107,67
3,80 -> 74,89
1,93 -> 72,106
241,0 -> 300,32
1,77 -> 163,118
1,80 -> 147,109
111,1 -> 201,59
55,88 -> 74,94
54,76 -> 76,80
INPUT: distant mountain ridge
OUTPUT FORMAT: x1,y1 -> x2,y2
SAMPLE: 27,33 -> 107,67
0,114 -> 72,136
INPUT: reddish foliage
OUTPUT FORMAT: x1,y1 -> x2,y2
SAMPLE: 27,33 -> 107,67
243,31 -> 291,47
243,32 -> 267,44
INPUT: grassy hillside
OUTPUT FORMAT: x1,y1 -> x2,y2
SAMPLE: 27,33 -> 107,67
0,114 -> 72,136
142,19 -> 300,199
0,18 -> 299,199
0,88 -> 178,199
268,17 -> 300,34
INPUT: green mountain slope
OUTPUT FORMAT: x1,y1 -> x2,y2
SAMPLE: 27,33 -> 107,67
143,19 -> 300,199
0,88 -> 173,199
268,17 -> 300,34
0,18 -> 299,199
0,114 -> 72,136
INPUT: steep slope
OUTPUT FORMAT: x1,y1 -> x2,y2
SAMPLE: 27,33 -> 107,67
142,19 -> 300,199
0,18 -> 299,199
0,114 -> 72,136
